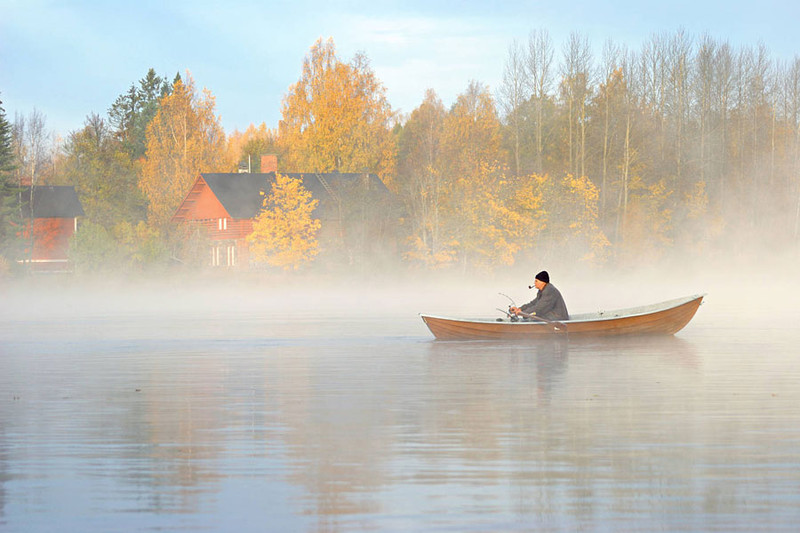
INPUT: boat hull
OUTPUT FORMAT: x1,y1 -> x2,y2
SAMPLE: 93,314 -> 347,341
421,295 -> 704,340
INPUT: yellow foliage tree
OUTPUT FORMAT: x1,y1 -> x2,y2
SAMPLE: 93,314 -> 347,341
619,177 -> 674,263
441,80 -> 502,180
436,82 -> 505,270
396,89 -> 451,268
561,174 -> 611,262
227,123 -> 280,171
453,161 -> 519,270
246,173 -> 321,270
513,173 -> 610,264
140,73 -> 231,226
278,38 -> 396,183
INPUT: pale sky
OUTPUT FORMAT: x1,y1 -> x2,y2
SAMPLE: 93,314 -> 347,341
2,0 -> 799,138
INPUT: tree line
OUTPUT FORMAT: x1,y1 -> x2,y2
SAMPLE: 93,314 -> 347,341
1,30 -> 799,275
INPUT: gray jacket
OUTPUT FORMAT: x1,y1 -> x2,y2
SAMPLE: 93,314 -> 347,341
520,283 -> 569,320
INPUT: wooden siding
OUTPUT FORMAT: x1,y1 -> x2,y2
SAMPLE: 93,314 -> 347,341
23,218 -> 76,261
190,217 -> 254,242
17,217 -> 77,272
172,178 -> 230,222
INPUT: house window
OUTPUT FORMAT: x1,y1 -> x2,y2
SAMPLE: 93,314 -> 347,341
211,244 -> 235,267
218,218 -> 227,231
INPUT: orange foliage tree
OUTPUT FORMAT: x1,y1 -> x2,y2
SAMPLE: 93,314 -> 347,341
278,38 -> 396,183
140,73 -> 230,226
246,173 -> 321,270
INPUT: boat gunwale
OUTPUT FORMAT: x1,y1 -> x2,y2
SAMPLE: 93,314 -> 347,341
420,293 -> 706,325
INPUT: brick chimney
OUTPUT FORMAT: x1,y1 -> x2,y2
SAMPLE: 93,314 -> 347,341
261,154 -> 278,173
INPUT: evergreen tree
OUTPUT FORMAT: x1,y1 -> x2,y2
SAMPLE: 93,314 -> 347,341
0,96 -> 13,176
108,68 -> 172,159
0,94 -> 22,266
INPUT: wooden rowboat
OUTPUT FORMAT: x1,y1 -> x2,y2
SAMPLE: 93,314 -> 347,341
421,294 -> 705,340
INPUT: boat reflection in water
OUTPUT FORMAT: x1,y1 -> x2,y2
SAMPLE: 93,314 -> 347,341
424,333 -> 698,408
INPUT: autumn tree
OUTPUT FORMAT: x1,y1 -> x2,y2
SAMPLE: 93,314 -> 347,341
13,109 -> 53,187
526,28 -> 555,174
456,162 -> 526,270
140,73 -> 230,226
693,34 -> 716,187
61,113 -> 145,228
498,39 -> 529,178
513,173 -> 610,264
440,81 -> 504,270
395,89 -> 449,267
666,29 -> 692,191
593,40 -> 621,216
278,38 -> 396,182
246,173 -> 321,270
559,32 -> 593,179
227,123 -> 280,171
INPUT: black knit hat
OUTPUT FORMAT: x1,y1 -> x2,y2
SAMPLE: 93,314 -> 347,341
535,270 -> 549,283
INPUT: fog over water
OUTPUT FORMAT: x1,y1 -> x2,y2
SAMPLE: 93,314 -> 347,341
1,260 -> 800,531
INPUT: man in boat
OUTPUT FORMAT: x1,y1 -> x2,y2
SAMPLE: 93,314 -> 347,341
509,271 -> 569,321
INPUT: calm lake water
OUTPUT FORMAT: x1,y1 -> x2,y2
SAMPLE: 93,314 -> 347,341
1,278 -> 799,532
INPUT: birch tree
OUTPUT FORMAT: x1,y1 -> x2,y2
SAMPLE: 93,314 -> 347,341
140,73 -> 229,226
279,38 -> 396,182
498,39 -> 529,178
396,89 -> 449,266
526,29 -> 554,174
560,32 -> 593,178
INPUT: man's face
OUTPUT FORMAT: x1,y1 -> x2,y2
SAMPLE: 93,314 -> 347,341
533,278 -> 546,290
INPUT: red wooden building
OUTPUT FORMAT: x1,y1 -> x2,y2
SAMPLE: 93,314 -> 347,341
172,156 -> 397,269
18,185 -> 85,273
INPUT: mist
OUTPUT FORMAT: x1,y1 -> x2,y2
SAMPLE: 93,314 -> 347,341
3,238 -> 800,532
2,241 -> 798,332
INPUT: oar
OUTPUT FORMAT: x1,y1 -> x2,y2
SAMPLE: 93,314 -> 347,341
514,310 -> 568,331
496,308 -> 520,321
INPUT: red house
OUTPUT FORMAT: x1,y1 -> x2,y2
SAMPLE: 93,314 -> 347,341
172,156 -> 397,268
18,185 -> 85,272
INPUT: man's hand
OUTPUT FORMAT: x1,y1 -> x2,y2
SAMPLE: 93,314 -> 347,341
510,306 -> 537,318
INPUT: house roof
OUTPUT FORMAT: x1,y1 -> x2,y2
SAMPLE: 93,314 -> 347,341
19,186 -> 85,218
201,173 -> 270,219
195,172 -> 394,220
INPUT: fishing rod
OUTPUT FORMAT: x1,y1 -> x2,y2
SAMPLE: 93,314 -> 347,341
495,307 -> 520,322
499,292 -> 516,306
497,292 -> 567,330
497,293 -> 520,321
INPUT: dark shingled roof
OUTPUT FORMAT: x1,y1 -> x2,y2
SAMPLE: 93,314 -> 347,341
199,172 -> 394,219
201,173 -> 271,219
18,186 -> 85,218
